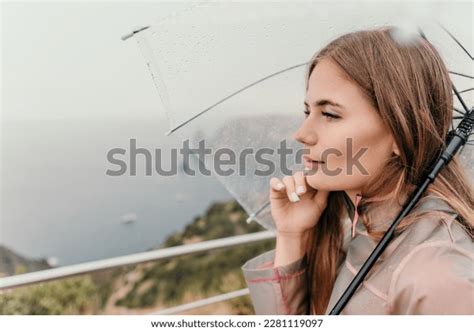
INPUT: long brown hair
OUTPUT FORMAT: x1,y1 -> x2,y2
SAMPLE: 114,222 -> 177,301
304,26 -> 474,315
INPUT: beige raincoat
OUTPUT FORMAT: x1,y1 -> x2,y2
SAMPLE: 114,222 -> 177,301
241,194 -> 474,314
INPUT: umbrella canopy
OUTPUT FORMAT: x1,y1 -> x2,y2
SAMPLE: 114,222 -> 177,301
125,1 -> 473,232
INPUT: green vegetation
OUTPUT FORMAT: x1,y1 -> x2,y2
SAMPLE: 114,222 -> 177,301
0,276 -> 99,314
0,199 -> 275,314
116,200 -> 275,314
0,245 -> 50,277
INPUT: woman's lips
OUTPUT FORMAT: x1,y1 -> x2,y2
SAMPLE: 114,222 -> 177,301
303,157 -> 324,170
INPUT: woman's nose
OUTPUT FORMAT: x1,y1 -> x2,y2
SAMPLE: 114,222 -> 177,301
293,121 -> 318,145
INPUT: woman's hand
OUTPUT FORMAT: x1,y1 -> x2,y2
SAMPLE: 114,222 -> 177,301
270,171 -> 329,237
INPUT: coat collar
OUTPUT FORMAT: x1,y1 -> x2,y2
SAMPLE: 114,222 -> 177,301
341,191 -> 457,237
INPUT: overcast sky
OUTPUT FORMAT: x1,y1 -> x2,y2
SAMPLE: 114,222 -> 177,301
2,1 -> 195,121
2,1 -> 472,122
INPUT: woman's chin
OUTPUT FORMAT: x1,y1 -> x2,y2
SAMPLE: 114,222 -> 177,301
306,175 -> 331,191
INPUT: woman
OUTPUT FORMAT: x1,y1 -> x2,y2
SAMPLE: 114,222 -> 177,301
241,26 -> 474,315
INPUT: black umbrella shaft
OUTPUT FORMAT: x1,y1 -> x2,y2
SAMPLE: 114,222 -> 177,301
329,109 -> 473,315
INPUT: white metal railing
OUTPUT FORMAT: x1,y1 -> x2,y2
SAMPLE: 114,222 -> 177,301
0,231 -> 275,291
151,288 -> 251,315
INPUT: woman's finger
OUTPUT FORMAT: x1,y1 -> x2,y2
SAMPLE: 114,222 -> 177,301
282,176 -> 299,202
269,177 -> 287,198
270,177 -> 285,191
293,171 -> 307,196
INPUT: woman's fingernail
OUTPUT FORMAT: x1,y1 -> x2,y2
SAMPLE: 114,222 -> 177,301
296,186 -> 305,194
290,192 -> 300,202
276,182 -> 284,190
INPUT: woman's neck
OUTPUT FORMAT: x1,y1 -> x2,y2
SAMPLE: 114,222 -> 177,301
344,189 -> 362,207
343,188 -> 407,232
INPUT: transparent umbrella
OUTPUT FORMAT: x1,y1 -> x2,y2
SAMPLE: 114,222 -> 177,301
122,1 -> 472,232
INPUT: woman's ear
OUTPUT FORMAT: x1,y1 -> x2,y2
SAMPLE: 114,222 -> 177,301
392,141 -> 400,156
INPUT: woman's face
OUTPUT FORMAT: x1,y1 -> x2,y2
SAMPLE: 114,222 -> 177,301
294,59 -> 399,195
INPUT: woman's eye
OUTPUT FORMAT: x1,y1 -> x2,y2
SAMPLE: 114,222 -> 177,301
303,109 -> 340,120
322,111 -> 340,120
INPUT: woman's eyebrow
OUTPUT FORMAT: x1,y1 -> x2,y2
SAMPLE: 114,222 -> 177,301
304,99 -> 345,110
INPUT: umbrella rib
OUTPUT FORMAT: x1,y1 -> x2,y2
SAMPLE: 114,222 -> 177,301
452,85 -> 471,113
121,26 -> 150,41
450,71 -> 474,79
419,26 -> 471,113
166,62 -> 310,135
459,87 -> 473,94
437,22 -> 474,115
437,22 -> 474,60
246,200 -> 271,223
